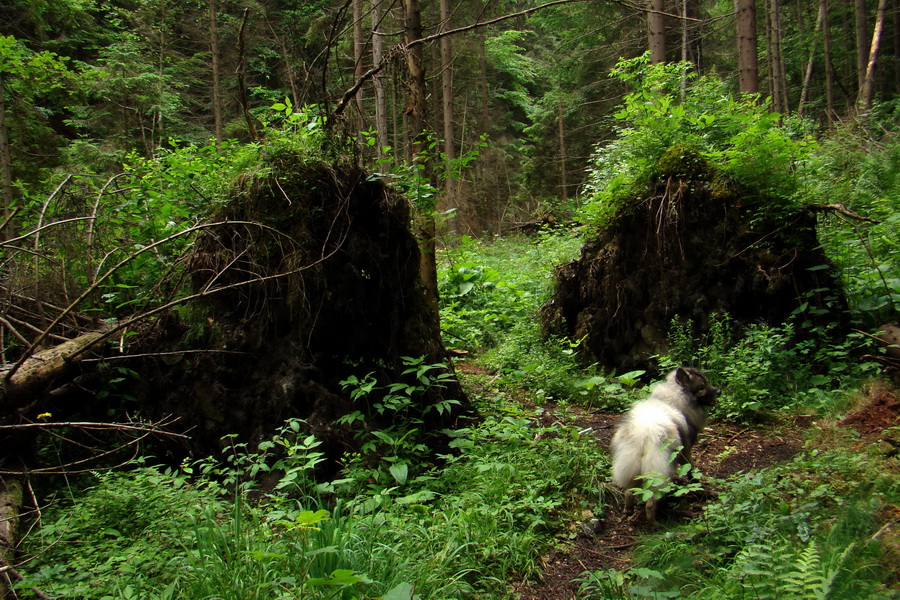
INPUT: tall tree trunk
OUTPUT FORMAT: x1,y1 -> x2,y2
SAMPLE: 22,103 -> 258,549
823,0 -> 836,125
353,0 -> 366,159
799,1 -> 826,116
855,0 -> 869,93
737,0 -> 759,94
894,0 -> 899,89
400,0 -> 439,315
681,0 -> 690,98
0,74 -> 12,240
648,0 -> 666,63
765,0 -> 776,107
371,0 -> 389,160
209,0 -> 224,146
767,0 -> 788,112
777,1 -> 790,111
478,24 -> 490,132
439,0 -> 458,235
858,0 -> 888,113
353,0 -> 365,126
558,100 -> 567,202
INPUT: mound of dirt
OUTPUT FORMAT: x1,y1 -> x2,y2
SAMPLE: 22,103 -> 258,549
841,385 -> 900,440
133,152 -> 469,462
542,146 -> 848,373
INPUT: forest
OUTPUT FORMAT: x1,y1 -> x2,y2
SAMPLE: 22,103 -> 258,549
1,0 -> 900,598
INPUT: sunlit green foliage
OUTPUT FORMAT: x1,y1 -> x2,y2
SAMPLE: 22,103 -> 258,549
623,448 -> 898,599
809,133 -> 900,327
19,403 -> 608,599
656,315 -> 880,422
583,55 -> 816,228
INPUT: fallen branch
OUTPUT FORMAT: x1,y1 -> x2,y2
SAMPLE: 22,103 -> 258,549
807,203 -> 881,224
0,419 -> 189,438
0,557 -> 53,600
0,416 -> 189,476
1,329 -> 109,409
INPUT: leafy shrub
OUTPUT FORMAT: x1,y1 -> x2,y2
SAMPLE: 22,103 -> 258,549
626,448 -> 897,599
583,54 -> 815,229
809,133 -> 900,327
657,315 -> 879,421
18,468 -> 215,598
439,231 -> 582,352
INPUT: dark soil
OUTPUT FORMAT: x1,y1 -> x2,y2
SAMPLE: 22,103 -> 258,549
513,386 -> 900,600
541,156 -> 848,374
125,155 -> 469,463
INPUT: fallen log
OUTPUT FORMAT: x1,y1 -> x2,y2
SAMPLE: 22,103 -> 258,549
0,478 -> 23,597
1,330 -> 107,415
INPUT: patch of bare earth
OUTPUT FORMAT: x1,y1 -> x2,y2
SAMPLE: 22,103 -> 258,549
514,385 -> 900,600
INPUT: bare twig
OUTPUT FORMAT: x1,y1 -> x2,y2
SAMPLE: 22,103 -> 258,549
0,419 -> 188,438
81,349 -> 252,363
3,220 -> 273,382
0,558 -> 53,600
0,216 -> 94,248
807,203 -> 881,224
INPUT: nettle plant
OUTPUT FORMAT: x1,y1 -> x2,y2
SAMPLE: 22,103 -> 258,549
337,356 -> 461,493
583,54 -> 815,229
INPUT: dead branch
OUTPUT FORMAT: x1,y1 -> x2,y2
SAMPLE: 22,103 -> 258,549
3,219 -> 278,382
0,557 -> 54,600
0,416 -> 188,476
0,418 -> 189,438
807,203 -> 881,224
1,329 -> 109,409
0,216 -> 95,248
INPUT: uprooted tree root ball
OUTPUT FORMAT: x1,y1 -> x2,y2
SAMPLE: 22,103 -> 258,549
542,147 -> 849,373
129,152 -> 470,464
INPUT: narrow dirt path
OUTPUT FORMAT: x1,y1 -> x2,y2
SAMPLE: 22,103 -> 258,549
512,395 -> 886,600
516,383 -> 900,600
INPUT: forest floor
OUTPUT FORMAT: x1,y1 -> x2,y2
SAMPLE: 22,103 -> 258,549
512,384 -> 900,600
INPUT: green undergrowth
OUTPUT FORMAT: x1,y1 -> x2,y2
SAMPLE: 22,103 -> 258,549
438,230 -> 644,410
18,228 -> 900,599
577,434 -> 900,599
17,407 -> 608,599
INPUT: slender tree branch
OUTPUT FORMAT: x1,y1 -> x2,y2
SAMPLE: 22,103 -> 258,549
333,0 -> 594,118
807,203 -> 881,223
3,220 -> 269,382
0,419 -> 188,438
0,216 -> 94,248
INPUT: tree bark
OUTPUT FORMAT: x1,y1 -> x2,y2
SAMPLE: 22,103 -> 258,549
855,0 -> 869,93
353,0 -> 366,131
0,478 -> 22,597
371,0 -> 389,160
798,1 -> 826,116
0,74 -> 12,241
737,0 -> 759,94
208,0 -> 224,145
558,100 -> 567,202
822,0 -> 836,125
767,0 -> 788,112
681,0 -> 689,98
648,0 -> 666,63
858,0 -> 887,113
440,0 -> 458,235
400,0 -> 439,315
1,330 -> 107,411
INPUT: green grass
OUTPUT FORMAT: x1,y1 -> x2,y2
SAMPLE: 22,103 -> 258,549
577,439 -> 900,599
17,230 -> 900,599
